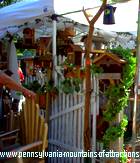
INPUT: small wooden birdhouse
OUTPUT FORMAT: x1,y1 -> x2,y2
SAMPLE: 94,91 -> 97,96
23,28 -> 35,45
93,52 -> 126,73
64,27 -> 75,37
67,44 -> 83,66
57,27 -> 75,40
37,37 -> 52,56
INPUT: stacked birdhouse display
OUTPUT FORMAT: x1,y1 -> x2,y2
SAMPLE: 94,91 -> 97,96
23,28 -> 35,46
66,44 -> 83,66
36,36 -> 52,56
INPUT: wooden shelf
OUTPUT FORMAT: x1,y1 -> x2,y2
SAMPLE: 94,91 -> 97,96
15,42 -> 37,49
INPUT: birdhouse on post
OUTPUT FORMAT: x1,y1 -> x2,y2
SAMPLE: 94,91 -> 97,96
93,52 -> 126,73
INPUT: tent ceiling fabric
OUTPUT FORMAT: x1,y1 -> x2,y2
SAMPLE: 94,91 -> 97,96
0,0 -> 54,37
0,0 -> 136,49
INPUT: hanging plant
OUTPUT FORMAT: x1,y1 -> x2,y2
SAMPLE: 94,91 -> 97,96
60,78 -> 74,94
60,77 -> 82,94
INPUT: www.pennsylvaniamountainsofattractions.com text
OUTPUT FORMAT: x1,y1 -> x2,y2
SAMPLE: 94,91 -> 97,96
0,150 -> 139,159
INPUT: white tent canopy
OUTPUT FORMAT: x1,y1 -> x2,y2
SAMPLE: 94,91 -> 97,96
0,0 -> 138,34
0,0 -> 137,49
0,0 -> 54,38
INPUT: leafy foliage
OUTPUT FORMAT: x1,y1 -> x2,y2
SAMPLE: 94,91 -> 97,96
90,64 -> 104,74
60,78 -> 82,94
103,47 -> 136,149
0,0 -> 21,8
103,115 -> 128,147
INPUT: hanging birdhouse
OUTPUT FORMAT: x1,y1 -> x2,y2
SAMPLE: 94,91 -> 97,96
103,5 -> 116,25
37,37 -> 52,56
67,44 -> 83,66
64,27 -> 76,37
57,27 -> 75,40
23,28 -> 35,45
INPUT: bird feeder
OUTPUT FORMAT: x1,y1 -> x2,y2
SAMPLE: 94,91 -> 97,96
103,5 -> 116,25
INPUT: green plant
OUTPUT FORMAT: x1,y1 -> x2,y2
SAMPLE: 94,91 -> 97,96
90,64 -> 104,74
0,0 -> 21,8
60,78 -> 74,94
103,115 -> 128,147
102,47 -> 136,148
103,85 -> 129,121
119,145 -> 128,163
24,80 -> 41,93
60,77 -> 82,94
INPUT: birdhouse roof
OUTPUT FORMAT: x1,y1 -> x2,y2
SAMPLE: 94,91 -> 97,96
93,52 -> 126,65
69,44 -> 83,52
23,28 -> 32,33
81,35 -> 106,43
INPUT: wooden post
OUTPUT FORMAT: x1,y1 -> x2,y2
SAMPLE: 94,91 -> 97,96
132,1 -> 140,162
82,0 -> 107,161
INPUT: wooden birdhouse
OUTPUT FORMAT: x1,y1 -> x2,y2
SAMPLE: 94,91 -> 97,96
57,27 -> 75,40
66,44 -> 83,66
23,28 -> 35,45
37,37 -> 52,56
93,52 -> 126,73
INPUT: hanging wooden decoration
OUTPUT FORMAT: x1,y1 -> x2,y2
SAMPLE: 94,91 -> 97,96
23,28 -> 35,45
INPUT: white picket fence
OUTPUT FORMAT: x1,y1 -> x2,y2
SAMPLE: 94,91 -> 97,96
48,91 -> 85,163
24,54 -> 103,163
48,73 -> 102,163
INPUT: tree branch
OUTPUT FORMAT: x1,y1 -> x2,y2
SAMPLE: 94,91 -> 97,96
82,7 -> 90,24
91,0 -> 107,25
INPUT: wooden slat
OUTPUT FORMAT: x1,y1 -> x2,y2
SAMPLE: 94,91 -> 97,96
27,99 -> 32,143
77,109 -> 81,148
42,123 -> 48,151
98,73 -> 121,79
35,104 -> 39,141
50,102 -> 84,120
31,99 -> 35,143
20,110 -> 25,145
73,110 -> 77,148
23,102 -> 28,144
9,110 -> 14,131
38,116 -> 44,150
